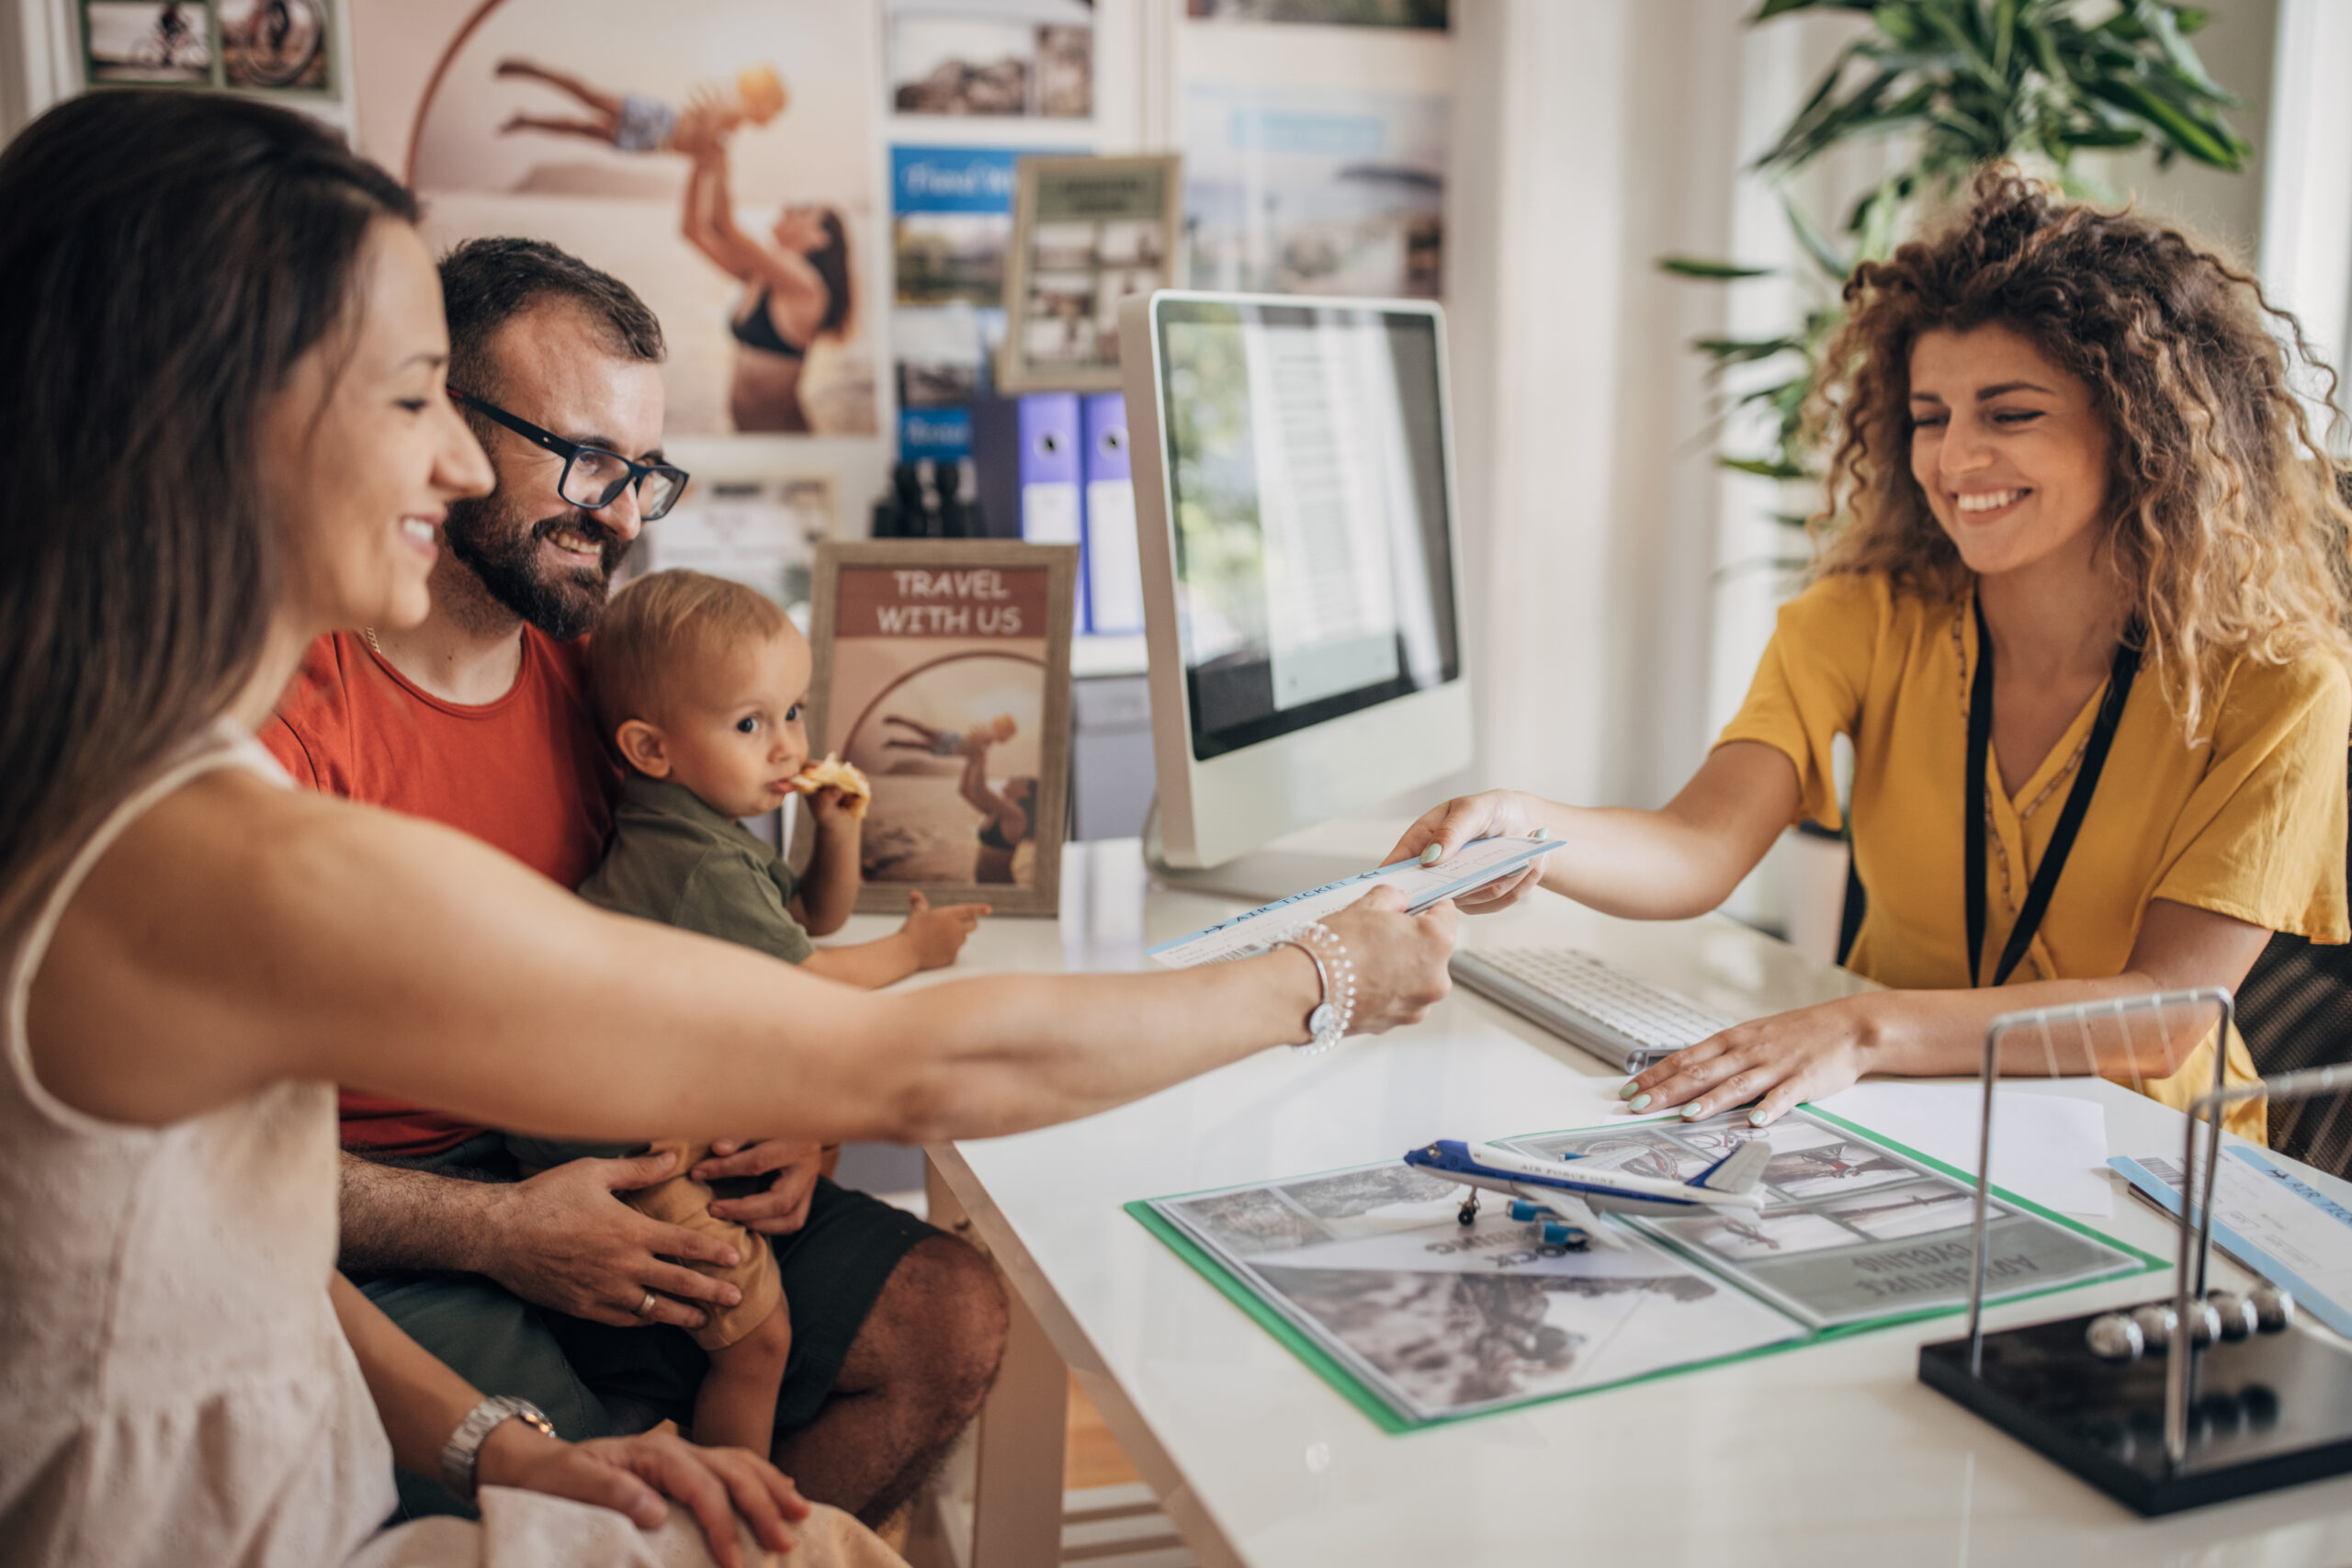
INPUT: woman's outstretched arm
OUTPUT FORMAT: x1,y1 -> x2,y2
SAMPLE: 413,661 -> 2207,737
30,768 -> 1456,1140
956,739 -> 1023,838
679,147 -> 753,277
1385,740 -> 1801,919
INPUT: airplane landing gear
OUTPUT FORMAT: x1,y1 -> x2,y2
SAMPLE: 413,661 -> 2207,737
1456,1190 -> 1480,1225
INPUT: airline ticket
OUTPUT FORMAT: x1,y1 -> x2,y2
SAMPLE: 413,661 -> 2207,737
1147,836 -> 1560,969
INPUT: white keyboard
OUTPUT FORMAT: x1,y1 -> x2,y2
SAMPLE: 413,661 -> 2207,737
1450,947 -> 1737,1072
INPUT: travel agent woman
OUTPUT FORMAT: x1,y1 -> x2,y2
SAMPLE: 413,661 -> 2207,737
1394,171 -> 2352,1143
0,94 -> 1453,1565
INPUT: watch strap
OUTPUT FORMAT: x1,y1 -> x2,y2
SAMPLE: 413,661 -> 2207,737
440,1394 -> 555,1503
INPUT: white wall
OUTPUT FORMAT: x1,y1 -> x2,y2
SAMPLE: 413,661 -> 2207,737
1433,0 -> 1747,819
2261,0 -> 2352,435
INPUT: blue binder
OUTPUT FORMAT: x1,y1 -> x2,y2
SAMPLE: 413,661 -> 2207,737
1014,392 -> 1081,550
1080,392 -> 1144,635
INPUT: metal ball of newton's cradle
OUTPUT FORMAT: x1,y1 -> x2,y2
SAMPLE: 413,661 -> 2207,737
2132,1303 -> 2179,1349
2086,1312 -> 2146,1362
2208,1289 -> 2260,1341
2251,1283 -> 2297,1333
2185,1299 -> 2226,1347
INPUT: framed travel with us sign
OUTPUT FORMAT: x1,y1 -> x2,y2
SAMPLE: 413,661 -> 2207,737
808,539 -> 1076,916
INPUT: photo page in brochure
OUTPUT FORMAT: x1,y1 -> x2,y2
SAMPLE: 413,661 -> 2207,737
1500,1111 -> 2143,1331
1135,1108 -> 2158,1430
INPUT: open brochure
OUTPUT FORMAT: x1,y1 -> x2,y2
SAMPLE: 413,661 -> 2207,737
1148,836 -> 1559,968
1131,1107 -> 2161,1431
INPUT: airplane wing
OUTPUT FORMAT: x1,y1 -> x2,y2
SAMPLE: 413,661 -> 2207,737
1694,1136 -> 1770,1196
1512,1184 -> 1626,1249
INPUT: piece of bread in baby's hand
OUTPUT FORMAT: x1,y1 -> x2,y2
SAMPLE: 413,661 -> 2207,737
792,753 -> 871,818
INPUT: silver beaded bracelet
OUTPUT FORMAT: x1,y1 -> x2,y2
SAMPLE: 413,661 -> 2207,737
1275,920 -> 1355,1055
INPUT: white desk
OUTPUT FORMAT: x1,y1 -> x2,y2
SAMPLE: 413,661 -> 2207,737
888,836 -> 2352,1567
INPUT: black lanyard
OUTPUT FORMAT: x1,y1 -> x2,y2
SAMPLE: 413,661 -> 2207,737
1963,594 -> 2142,987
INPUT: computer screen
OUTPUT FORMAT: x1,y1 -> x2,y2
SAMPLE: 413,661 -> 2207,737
1149,298 -> 1462,762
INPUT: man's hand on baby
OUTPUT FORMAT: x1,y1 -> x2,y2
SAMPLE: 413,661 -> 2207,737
483,1151 -> 744,1331
695,1138 -> 825,1235
903,888 -> 989,969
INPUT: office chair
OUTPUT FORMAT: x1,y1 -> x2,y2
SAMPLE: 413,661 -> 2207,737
2234,748 -> 2352,1179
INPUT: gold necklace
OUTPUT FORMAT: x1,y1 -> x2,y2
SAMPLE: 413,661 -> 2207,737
362,626 -> 382,656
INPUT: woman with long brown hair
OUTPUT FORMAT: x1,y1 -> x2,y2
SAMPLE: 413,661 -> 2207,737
1394,170 -> 2352,1140
0,92 -> 1453,1564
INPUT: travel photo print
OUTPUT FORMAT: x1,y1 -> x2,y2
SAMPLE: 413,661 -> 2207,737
887,0 -> 1093,118
351,0 -> 883,437
82,1 -> 214,85
999,152 -> 1182,392
808,540 -> 1076,916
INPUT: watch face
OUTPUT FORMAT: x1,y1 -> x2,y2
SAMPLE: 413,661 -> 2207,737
1308,1003 -> 1336,1036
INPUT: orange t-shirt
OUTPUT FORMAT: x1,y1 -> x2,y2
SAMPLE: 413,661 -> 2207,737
261,628 -> 620,1156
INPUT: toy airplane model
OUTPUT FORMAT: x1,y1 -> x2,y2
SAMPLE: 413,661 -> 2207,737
1403,1135 -> 1772,1251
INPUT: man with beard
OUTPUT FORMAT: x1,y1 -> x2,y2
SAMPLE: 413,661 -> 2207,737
262,238 -> 1006,1530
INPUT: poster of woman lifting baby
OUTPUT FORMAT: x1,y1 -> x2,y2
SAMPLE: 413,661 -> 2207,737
808,541 -> 1076,916
347,0 -> 881,435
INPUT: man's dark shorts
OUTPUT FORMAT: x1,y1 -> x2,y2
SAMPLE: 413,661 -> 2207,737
356,1134 -> 938,1520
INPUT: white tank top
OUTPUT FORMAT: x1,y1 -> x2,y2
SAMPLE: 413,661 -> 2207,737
0,723 -> 398,1564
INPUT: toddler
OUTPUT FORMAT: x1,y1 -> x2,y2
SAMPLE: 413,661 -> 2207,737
495,60 -> 788,155
507,569 -> 988,1453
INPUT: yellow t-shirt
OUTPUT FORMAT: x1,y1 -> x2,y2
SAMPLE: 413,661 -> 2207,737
1719,572 -> 2350,1141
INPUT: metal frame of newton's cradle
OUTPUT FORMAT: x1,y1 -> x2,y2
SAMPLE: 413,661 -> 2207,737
1917,987 -> 2352,1513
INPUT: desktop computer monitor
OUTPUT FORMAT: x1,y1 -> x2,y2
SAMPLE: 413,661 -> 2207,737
1119,291 -> 1472,873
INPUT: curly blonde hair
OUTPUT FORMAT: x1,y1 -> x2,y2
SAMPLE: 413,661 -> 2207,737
1812,167 -> 2352,736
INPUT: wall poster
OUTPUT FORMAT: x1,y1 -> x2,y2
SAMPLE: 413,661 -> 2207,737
351,0 -> 883,438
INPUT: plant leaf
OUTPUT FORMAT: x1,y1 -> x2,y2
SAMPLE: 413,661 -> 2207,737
1658,256 -> 1778,279
1721,457 -> 1813,479
1751,0 -> 1878,17
1692,335 -> 1808,365
1781,194 -> 1851,280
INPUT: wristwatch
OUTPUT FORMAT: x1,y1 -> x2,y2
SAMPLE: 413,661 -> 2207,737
440,1394 -> 556,1504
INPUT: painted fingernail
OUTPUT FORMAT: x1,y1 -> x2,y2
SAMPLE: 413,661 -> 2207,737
1531,827 -> 1550,840
1419,843 -> 1444,865
1749,1109 -> 1770,1126
1627,1093 -> 1651,1111
1682,1102 -> 1707,1120
1618,1079 -> 1640,1100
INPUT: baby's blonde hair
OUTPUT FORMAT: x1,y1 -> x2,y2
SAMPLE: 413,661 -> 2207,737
590,570 -> 792,747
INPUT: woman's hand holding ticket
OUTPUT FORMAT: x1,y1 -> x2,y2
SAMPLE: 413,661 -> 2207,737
1317,885 -> 1459,1035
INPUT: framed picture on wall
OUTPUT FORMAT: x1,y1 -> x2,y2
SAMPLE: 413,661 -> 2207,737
81,0 -> 337,95
998,152 -> 1182,393
82,1 -> 216,85
219,0 -> 333,93
808,539 -> 1076,916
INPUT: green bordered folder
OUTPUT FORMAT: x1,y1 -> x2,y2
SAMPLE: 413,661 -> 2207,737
1129,1106 -> 2165,1432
